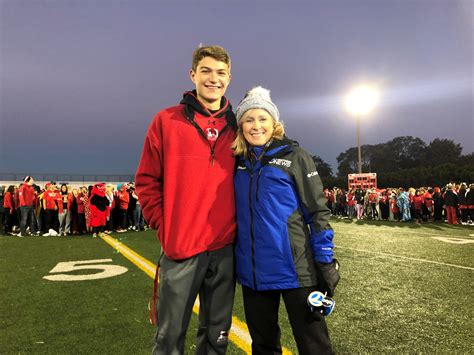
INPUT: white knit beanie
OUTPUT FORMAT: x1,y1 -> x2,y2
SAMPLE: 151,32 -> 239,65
235,86 -> 280,122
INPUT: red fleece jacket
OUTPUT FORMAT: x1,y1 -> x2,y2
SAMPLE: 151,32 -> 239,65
19,184 -> 36,206
135,92 -> 237,260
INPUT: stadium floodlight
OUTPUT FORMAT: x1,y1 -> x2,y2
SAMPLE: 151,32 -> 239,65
344,84 -> 380,173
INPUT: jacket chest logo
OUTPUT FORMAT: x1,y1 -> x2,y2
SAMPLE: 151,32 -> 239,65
206,128 -> 219,141
268,158 -> 292,168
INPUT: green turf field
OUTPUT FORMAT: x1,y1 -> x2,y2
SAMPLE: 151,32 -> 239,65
1,219 -> 473,354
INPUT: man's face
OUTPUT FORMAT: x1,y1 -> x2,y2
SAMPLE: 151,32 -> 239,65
190,56 -> 231,110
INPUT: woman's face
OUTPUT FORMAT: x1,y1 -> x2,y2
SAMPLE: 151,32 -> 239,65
241,108 -> 274,146
72,189 -> 78,197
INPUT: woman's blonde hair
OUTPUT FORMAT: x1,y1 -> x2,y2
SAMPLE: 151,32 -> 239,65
232,119 -> 285,157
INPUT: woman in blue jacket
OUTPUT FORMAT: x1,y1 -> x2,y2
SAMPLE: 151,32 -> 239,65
233,87 -> 340,355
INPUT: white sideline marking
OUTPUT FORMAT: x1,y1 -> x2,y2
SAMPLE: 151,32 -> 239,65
335,245 -> 474,271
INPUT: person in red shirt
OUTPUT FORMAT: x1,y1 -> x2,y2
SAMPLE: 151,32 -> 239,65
116,184 -> 129,232
423,189 -> 434,222
389,190 -> 400,221
3,185 -> 15,235
13,186 -> 20,232
412,189 -> 425,223
43,182 -> 61,236
18,176 -> 38,237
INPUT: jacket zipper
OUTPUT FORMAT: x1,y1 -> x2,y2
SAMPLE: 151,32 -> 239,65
248,170 -> 258,290
189,120 -> 230,166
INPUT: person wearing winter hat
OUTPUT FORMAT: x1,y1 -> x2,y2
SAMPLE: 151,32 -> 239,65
233,86 -> 338,355
135,45 -> 236,354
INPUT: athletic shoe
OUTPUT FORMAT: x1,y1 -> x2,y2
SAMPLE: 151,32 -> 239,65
17,233 -> 24,238
43,233 -> 50,237
48,229 -> 59,236
92,233 -> 98,238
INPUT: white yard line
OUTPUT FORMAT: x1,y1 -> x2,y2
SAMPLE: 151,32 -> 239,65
335,245 -> 474,271
333,224 -> 474,239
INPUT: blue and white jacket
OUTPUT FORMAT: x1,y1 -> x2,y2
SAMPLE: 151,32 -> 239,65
234,138 -> 334,291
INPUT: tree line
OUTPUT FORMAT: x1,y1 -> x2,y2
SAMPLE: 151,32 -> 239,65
312,136 -> 474,188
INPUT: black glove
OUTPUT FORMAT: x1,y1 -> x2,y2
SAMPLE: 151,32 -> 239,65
315,258 -> 340,297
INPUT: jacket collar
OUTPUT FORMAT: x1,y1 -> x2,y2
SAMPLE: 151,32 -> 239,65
180,90 -> 236,128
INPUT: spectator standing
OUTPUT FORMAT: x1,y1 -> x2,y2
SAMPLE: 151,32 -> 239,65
397,189 -> 411,222
18,176 -> 38,237
3,186 -> 15,235
127,183 -> 137,230
412,189 -> 424,223
443,184 -> 458,225
423,188 -> 433,222
389,190 -> 399,221
58,183 -> 71,236
42,183 -> 61,236
432,187 -> 443,222
70,188 -> 79,234
13,186 -> 20,232
379,190 -> 389,220
76,187 -> 88,234
466,183 -> 474,224
105,184 -> 115,233
457,183 -> 469,224
0,186 -> 4,234
117,184 -> 129,232
355,188 -> 365,220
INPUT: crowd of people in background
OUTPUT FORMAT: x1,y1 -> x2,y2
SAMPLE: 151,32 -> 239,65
0,176 -> 149,237
325,182 -> 474,225
2,177 -> 473,238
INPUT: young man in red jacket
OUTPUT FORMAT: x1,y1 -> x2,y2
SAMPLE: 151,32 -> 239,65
136,45 -> 236,355
18,176 -> 38,237
43,182 -> 61,236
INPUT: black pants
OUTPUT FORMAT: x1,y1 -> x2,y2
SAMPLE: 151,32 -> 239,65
3,208 -> 13,234
242,286 -> 333,355
45,209 -> 59,232
78,213 -> 86,234
119,209 -> 127,229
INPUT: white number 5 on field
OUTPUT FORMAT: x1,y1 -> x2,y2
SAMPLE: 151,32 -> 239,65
43,259 -> 128,281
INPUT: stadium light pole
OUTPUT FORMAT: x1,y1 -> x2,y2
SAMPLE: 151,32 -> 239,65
345,85 -> 379,173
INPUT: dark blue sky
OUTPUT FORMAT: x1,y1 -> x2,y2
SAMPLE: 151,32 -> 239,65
1,0 -> 472,175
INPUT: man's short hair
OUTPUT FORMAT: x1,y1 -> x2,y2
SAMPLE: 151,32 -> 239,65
192,45 -> 231,71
